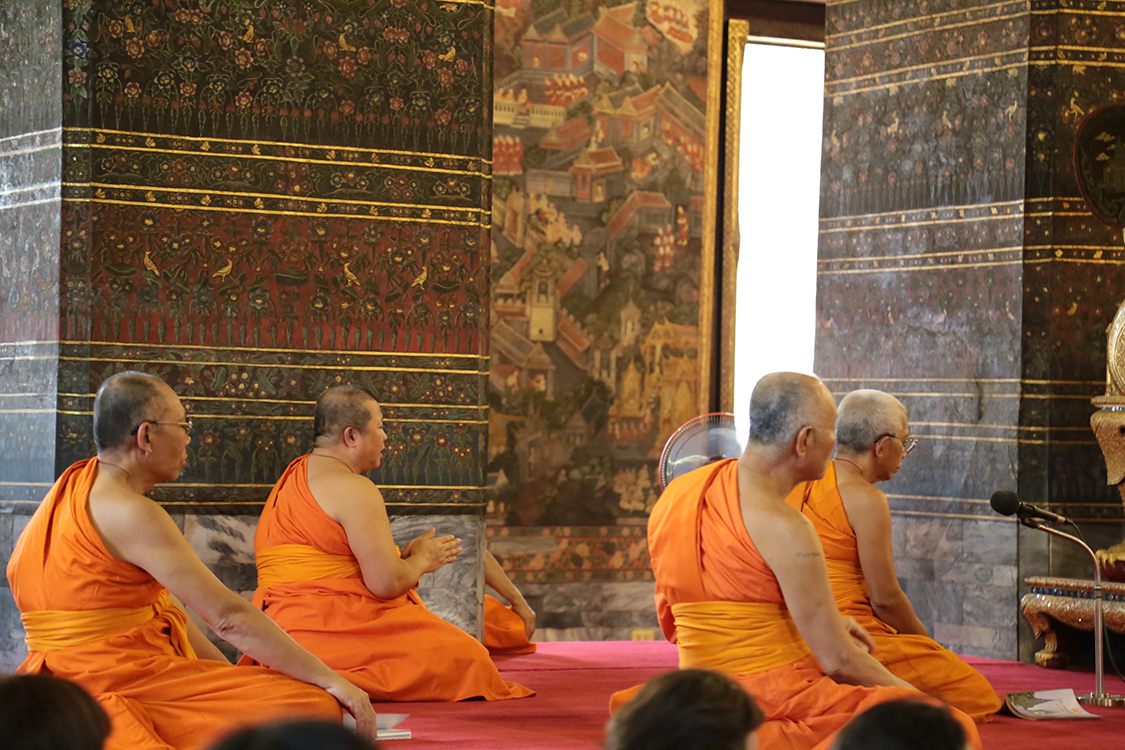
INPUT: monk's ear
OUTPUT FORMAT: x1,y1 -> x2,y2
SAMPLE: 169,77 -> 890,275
794,425 -> 814,457
134,421 -> 154,453
342,425 -> 359,448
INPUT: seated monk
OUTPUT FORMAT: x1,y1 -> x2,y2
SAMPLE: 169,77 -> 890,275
785,389 -> 1001,723
242,385 -> 533,701
483,549 -> 537,655
6,371 -> 377,750
611,373 -> 981,750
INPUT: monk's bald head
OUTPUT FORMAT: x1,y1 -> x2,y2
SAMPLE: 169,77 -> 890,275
748,372 -> 835,449
836,390 -> 907,454
93,371 -> 168,453
313,385 -> 378,448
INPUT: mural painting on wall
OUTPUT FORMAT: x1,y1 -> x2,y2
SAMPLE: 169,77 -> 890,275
487,0 -> 713,542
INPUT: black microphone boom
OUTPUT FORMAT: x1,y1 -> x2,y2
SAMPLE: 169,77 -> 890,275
989,490 -> 1070,525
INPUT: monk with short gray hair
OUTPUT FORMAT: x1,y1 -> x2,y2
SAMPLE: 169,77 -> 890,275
786,388 -> 1001,722
243,384 -> 534,702
7,371 -> 377,750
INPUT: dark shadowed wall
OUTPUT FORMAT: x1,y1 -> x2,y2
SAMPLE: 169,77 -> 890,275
819,0 -> 1125,660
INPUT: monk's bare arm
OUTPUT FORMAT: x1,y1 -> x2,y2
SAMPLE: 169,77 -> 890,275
485,550 -> 536,639
88,491 -> 378,738
842,484 -> 928,636
173,594 -> 230,662
321,474 -> 461,599
750,507 -> 913,689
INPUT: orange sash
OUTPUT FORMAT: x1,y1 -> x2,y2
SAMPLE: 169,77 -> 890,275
671,601 -> 811,674
22,589 -> 195,658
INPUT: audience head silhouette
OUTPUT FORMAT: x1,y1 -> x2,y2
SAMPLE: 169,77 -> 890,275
832,700 -> 969,750
606,668 -> 765,750
0,674 -> 111,750
209,720 -> 380,750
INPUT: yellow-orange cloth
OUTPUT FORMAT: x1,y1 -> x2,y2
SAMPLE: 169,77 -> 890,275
242,455 -> 534,702
611,459 -> 981,750
786,462 -> 1002,723
483,595 -> 537,655
6,459 -> 340,750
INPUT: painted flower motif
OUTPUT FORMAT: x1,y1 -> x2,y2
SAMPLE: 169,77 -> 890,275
437,68 -> 454,88
235,91 -> 253,108
339,100 -> 355,115
235,49 -> 253,69
434,109 -> 451,125
255,39 -> 269,57
180,82 -> 196,97
108,20 -> 125,38
452,445 -> 471,460
286,56 -> 306,77
455,58 -> 469,76
435,433 -> 450,449
248,287 -> 270,310
146,30 -> 166,48
408,429 -> 426,445
68,69 -> 87,85
390,97 -> 404,111
125,82 -> 142,98
198,431 -> 219,449
357,47 -> 371,64
69,40 -> 89,59
125,39 -> 144,58
422,50 -> 436,69
323,41 -> 338,59
218,31 -> 233,49
340,57 -> 357,78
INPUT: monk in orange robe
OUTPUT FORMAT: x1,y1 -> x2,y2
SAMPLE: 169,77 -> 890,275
612,373 -> 980,750
243,385 -> 534,701
786,389 -> 1001,723
483,551 -> 537,656
6,372 -> 376,750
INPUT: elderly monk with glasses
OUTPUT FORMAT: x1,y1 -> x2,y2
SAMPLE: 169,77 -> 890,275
785,389 -> 1001,723
7,371 -> 377,750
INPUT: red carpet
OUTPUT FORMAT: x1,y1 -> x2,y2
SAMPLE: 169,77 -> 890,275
371,641 -> 1125,748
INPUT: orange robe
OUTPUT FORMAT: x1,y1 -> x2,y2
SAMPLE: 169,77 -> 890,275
5,459 -> 340,750
243,456 -> 534,701
483,595 -> 536,655
625,459 -> 981,750
787,462 -> 1002,723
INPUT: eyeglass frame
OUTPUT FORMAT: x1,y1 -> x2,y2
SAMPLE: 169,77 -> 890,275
875,432 -> 917,455
130,419 -> 194,436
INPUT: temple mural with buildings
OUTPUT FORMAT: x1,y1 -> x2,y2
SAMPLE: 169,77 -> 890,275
486,0 -> 711,585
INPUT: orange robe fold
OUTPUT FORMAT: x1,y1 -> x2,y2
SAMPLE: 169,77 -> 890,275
243,455 -> 534,702
5,459 -> 340,750
483,595 -> 537,655
617,460 -> 981,750
787,463 -> 1002,723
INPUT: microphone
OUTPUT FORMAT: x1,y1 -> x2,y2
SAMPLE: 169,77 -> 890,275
990,489 -> 1071,525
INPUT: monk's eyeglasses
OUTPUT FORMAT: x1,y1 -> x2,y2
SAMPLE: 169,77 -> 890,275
131,419 -> 194,436
876,433 -> 917,455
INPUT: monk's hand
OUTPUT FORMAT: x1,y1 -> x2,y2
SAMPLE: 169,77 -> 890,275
842,616 -> 876,654
407,528 -> 462,573
513,600 -> 537,640
400,527 -> 433,559
327,677 -> 378,742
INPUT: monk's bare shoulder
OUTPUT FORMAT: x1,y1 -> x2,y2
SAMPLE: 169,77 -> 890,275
87,482 -> 182,561
312,469 -> 387,525
744,498 -> 824,561
837,477 -> 891,531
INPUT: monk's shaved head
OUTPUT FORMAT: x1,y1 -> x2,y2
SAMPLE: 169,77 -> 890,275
748,372 -> 834,448
835,390 -> 907,453
93,371 -> 165,453
314,385 -> 377,448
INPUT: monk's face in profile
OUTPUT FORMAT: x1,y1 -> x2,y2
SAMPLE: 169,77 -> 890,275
145,383 -> 192,482
354,399 -> 387,473
875,407 -> 910,482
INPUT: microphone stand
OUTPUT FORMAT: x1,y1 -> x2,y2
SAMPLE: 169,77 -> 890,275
1021,516 -> 1125,706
